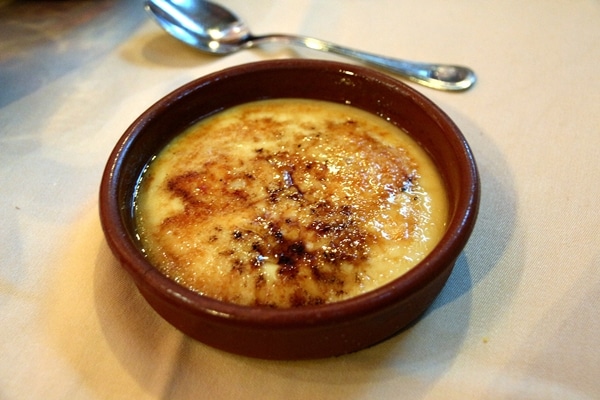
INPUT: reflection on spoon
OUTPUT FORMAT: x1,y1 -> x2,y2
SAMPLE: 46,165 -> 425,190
144,0 -> 477,91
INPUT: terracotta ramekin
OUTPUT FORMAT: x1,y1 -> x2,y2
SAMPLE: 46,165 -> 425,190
99,59 -> 480,359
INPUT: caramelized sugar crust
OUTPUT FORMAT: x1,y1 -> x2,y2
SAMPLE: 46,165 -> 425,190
135,99 -> 448,307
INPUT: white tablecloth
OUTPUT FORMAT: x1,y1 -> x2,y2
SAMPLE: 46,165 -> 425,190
1,0 -> 599,398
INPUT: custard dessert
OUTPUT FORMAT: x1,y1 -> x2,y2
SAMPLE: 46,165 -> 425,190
134,99 -> 448,307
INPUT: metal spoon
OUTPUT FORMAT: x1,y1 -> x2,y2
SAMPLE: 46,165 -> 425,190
144,0 -> 476,91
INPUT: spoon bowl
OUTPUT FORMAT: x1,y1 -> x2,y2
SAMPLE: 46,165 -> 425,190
144,0 -> 477,91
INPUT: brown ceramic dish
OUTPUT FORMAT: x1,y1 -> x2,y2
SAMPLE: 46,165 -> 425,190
99,59 -> 480,360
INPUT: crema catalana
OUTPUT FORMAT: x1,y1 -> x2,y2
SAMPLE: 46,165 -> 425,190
134,99 -> 448,308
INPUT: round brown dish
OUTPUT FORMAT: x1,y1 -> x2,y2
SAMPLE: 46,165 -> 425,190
99,59 -> 480,359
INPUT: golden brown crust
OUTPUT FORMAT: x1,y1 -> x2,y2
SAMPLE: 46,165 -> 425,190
135,99 -> 447,307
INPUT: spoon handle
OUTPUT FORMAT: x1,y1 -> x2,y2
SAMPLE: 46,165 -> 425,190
249,34 -> 476,91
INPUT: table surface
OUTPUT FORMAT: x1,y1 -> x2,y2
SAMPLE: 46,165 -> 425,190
1,1 -> 599,399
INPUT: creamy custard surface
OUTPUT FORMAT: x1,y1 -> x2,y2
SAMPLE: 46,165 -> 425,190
134,99 -> 448,307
